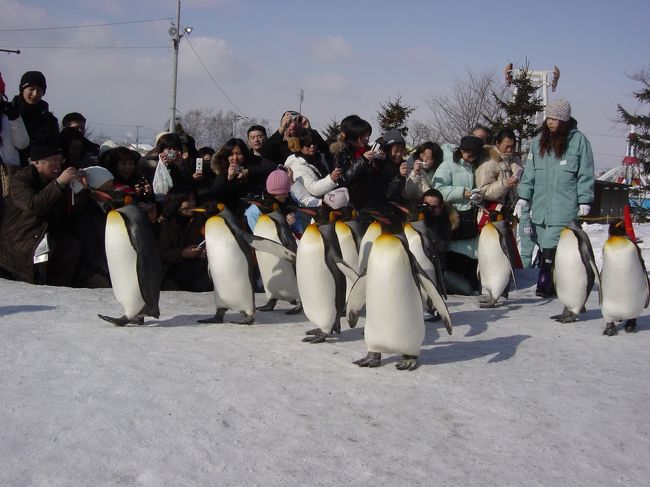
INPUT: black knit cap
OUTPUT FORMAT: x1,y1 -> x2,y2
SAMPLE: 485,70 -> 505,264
459,135 -> 484,154
30,145 -> 61,161
20,71 -> 47,93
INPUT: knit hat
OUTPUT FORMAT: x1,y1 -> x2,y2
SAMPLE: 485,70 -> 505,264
20,71 -> 47,93
322,187 -> 349,209
99,140 -> 119,157
381,128 -> 406,148
546,99 -> 571,122
459,136 -> 484,154
71,166 -> 114,194
29,145 -> 61,161
266,168 -> 293,195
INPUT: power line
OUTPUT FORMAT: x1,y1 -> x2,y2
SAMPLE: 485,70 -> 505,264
0,17 -> 172,33
0,45 -> 167,50
184,35 -> 246,117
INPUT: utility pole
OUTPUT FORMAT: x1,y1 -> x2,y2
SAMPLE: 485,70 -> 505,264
168,1 -> 193,133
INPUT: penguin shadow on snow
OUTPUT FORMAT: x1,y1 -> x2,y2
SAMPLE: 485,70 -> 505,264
150,308 -> 308,328
418,334 -> 532,366
0,304 -> 58,316
448,304 -> 517,338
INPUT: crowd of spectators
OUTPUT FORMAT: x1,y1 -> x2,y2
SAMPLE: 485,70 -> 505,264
0,70 -> 594,297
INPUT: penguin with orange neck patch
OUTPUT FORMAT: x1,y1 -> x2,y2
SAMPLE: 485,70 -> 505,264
601,220 -> 649,335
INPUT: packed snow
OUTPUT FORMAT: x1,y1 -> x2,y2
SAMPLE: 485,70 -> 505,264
1,222 -> 649,486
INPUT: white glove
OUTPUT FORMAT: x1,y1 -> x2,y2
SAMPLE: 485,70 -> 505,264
513,199 -> 529,218
578,204 -> 591,217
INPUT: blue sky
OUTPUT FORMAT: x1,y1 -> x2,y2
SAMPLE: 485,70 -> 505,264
1,0 -> 648,169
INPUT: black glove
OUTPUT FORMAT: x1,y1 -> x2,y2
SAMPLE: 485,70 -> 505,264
5,100 -> 20,121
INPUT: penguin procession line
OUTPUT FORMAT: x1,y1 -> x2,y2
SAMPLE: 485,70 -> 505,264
100,203 -> 649,370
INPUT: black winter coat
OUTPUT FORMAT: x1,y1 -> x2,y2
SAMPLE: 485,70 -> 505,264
12,96 -> 59,166
0,165 -> 70,282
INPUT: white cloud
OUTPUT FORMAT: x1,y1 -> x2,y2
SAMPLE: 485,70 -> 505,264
402,46 -> 444,66
309,36 -> 355,62
304,73 -> 347,95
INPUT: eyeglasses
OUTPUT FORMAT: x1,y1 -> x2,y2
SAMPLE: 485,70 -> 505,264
39,158 -> 62,166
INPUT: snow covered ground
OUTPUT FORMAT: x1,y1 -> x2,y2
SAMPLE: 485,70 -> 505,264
1,223 -> 650,486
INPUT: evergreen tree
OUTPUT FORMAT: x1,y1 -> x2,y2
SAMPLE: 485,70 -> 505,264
322,118 -> 341,144
377,94 -> 416,136
486,64 -> 544,153
617,67 -> 650,166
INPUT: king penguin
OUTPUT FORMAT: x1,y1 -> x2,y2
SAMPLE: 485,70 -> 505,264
296,210 -> 350,343
346,232 -> 452,370
253,204 -> 301,314
477,218 -> 515,308
404,206 -> 447,318
552,220 -> 599,323
200,204 -> 295,325
98,204 -> 162,326
601,220 -> 649,335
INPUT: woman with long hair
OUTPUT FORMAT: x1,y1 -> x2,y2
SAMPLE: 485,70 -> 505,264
210,138 -> 255,215
516,99 -> 594,297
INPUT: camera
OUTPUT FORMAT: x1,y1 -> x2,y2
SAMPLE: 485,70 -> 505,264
166,149 -> 178,161
289,111 -> 300,121
195,158 -> 203,174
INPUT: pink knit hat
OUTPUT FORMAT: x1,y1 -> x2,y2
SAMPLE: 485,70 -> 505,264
266,168 -> 292,195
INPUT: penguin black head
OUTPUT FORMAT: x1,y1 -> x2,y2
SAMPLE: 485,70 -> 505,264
608,219 -> 627,237
365,207 -> 405,234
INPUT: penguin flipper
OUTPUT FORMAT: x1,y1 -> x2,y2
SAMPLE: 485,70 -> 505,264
335,260 -> 359,284
345,274 -> 367,328
417,271 -> 452,335
244,234 -> 296,263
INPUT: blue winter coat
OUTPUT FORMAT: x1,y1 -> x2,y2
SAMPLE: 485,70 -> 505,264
518,121 -> 594,227
433,156 -> 478,258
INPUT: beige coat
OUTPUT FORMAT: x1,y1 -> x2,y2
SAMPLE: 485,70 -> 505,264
474,146 -> 522,207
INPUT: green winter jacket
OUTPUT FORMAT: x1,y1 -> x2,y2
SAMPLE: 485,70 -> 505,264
518,121 -> 594,227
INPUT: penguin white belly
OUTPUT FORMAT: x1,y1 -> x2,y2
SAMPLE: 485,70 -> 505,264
477,224 -> 511,299
254,217 -> 299,301
405,225 -> 436,282
601,241 -> 647,322
206,217 -> 254,314
358,221 -> 382,273
365,236 -> 425,356
335,221 -> 359,298
555,230 -> 588,314
296,227 -> 336,333
105,212 -> 145,319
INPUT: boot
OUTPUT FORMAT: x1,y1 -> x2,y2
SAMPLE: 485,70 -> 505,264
536,248 -> 556,298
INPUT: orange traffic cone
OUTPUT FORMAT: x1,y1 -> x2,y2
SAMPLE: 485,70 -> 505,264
623,204 -> 637,243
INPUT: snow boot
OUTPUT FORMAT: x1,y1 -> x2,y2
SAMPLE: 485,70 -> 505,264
536,248 -> 556,298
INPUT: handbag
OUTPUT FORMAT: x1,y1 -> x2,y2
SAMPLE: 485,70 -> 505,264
451,206 -> 479,240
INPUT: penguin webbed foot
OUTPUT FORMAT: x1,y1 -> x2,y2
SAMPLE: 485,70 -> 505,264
550,307 -> 575,322
302,329 -> 328,343
478,296 -> 498,308
256,298 -> 277,312
624,319 -> 637,333
557,311 -> 578,323
353,352 -> 381,368
285,302 -> 303,315
603,322 -> 618,336
197,308 -> 226,324
396,355 -> 419,371
98,314 -> 142,326
231,312 -> 254,325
